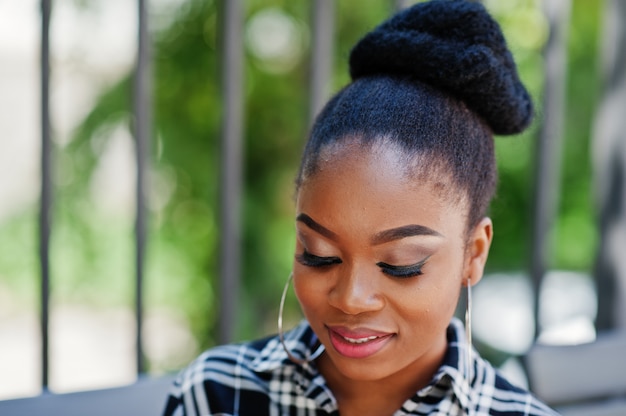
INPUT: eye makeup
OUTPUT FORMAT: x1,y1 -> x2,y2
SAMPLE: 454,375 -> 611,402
296,247 -> 431,280
295,250 -> 342,268
376,255 -> 431,278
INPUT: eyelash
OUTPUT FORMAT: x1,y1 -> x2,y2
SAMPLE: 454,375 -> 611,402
376,256 -> 430,278
296,250 -> 429,279
295,250 -> 342,267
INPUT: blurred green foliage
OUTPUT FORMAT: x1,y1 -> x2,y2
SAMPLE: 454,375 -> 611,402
0,0 -> 603,372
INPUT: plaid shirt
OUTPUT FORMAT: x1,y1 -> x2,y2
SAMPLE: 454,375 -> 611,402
163,318 -> 558,415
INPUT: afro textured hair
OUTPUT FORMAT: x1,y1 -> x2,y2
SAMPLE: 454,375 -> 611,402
349,0 -> 533,135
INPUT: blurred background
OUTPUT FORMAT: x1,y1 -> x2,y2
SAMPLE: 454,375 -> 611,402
0,0 -> 621,402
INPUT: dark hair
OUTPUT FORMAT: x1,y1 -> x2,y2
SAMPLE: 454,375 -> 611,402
296,0 -> 533,230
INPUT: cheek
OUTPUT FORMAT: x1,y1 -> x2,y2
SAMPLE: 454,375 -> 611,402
395,259 -> 464,317
292,268 -> 327,314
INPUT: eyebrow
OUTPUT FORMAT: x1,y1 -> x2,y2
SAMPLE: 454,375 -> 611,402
371,224 -> 443,245
296,214 -> 338,240
296,213 -> 442,244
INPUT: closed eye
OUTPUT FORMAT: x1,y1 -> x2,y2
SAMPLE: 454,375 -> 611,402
296,250 -> 342,268
377,256 -> 431,278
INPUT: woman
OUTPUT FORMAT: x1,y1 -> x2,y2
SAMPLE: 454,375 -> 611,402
163,1 -> 558,415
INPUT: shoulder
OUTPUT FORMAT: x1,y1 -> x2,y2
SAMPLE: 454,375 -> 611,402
181,334 -> 278,387
475,357 -> 559,416
444,318 -> 558,415
162,335 -> 280,416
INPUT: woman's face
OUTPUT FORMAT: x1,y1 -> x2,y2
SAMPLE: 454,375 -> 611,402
293,142 -> 491,384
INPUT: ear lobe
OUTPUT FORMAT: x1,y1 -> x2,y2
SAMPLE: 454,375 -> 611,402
464,217 -> 493,287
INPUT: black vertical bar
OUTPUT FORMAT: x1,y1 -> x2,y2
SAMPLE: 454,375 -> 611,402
218,0 -> 243,344
529,0 -> 570,339
309,0 -> 334,124
134,0 -> 151,374
39,0 -> 52,391
593,0 -> 626,331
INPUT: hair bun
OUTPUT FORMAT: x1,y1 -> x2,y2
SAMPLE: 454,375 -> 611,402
349,0 -> 533,135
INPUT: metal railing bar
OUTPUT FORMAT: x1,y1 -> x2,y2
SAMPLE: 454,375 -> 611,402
133,0 -> 151,374
39,0 -> 52,391
593,0 -> 626,330
530,0 -> 571,339
309,0 -> 334,125
218,0 -> 244,344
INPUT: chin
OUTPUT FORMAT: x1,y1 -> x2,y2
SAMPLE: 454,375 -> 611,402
329,356 -> 396,381
336,363 -> 391,381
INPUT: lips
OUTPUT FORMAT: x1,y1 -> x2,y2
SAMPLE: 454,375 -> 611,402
326,326 -> 395,359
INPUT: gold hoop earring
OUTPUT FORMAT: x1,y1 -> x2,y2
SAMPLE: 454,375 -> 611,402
278,273 -> 324,366
465,277 -> 475,415
465,276 -> 473,381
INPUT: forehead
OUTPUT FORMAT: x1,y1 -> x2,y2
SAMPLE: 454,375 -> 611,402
313,137 -> 461,201
296,142 -> 468,239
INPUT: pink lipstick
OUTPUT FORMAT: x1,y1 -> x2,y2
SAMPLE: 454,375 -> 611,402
327,326 -> 394,359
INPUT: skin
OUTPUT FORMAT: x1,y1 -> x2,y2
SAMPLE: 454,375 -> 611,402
293,141 -> 492,416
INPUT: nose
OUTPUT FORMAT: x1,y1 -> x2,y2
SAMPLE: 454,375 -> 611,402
328,265 -> 385,315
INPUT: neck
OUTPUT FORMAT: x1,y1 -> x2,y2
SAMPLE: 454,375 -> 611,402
317,336 -> 447,416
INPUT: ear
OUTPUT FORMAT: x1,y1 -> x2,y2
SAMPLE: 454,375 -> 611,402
463,217 -> 493,287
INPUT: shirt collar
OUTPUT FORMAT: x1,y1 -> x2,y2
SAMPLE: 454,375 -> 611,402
249,320 -> 323,373
410,317 -> 476,411
249,317 -> 475,412
249,321 -> 337,412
